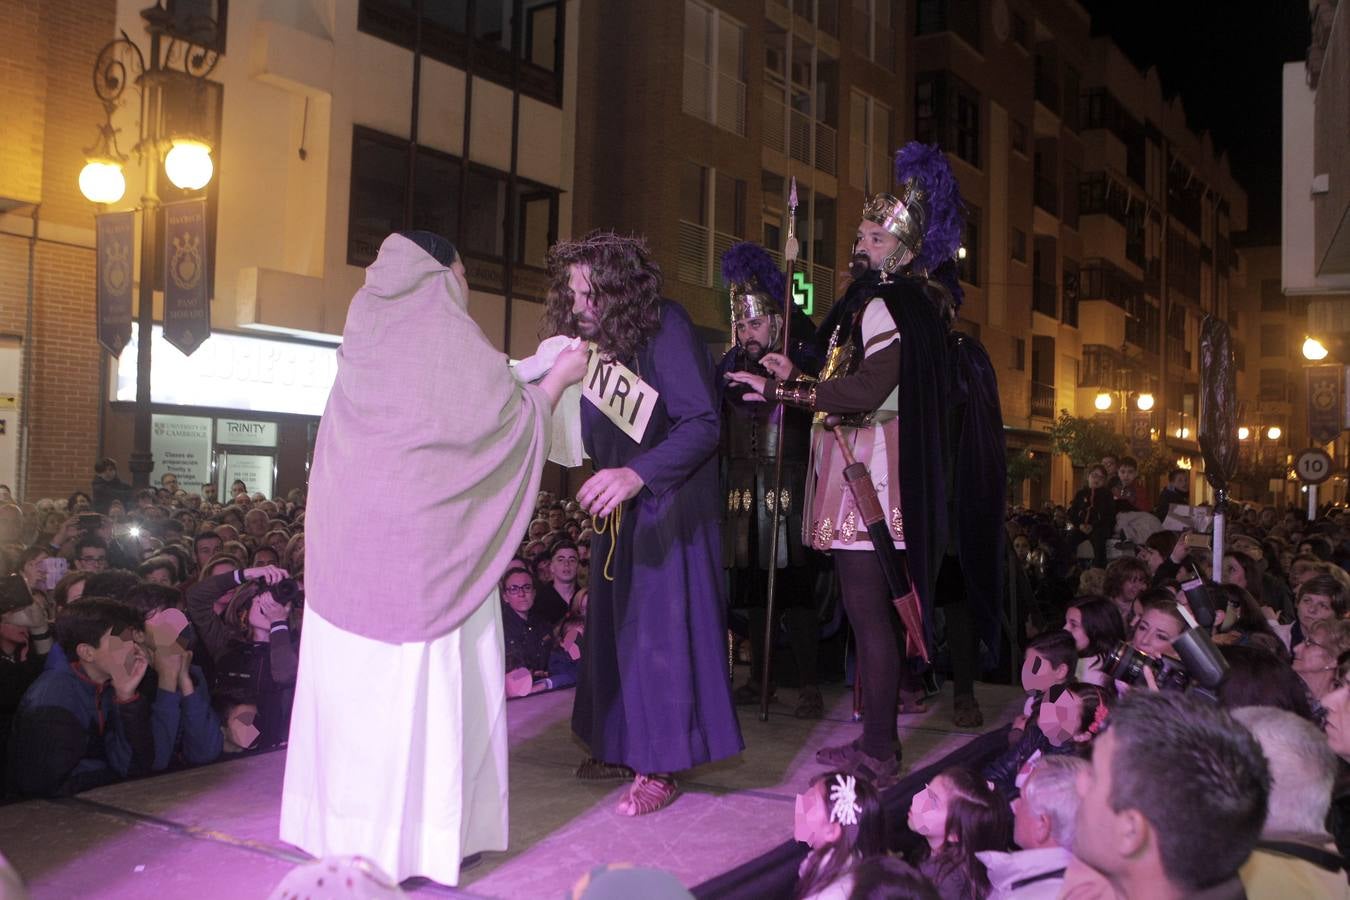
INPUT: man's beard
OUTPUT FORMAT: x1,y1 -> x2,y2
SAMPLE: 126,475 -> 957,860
573,313 -> 600,339
742,340 -> 765,361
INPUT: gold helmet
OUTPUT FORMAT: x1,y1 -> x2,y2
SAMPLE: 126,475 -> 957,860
861,179 -> 928,275
728,282 -> 778,326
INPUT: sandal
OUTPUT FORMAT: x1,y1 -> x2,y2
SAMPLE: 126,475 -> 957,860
815,738 -> 864,768
616,774 -> 679,816
575,757 -> 636,781
845,749 -> 901,790
794,686 -> 824,719
953,693 -> 984,729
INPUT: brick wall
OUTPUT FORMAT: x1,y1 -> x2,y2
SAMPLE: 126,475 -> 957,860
0,0 -> 116,501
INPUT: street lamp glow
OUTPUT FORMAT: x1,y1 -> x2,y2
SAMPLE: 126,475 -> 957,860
957,245 -> 967,259
1303,337 -> 1329,361
1135,392 -> 1155,411
1094,392 -> 1112,411
1237,426 -> 1251,440
1266,426 -> 1282,441
164,140 -> 213,190
78,159 -> 126,204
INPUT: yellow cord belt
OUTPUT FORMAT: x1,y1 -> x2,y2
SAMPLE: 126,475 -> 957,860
592,501 -> 624,582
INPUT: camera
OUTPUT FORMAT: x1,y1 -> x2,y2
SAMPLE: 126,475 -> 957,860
1104,627 -> 1230,700
255,576 -> 304,607
1106,642 -> 1192,692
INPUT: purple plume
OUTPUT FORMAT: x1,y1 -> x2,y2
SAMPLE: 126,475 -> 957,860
894,141 -> 966,276
721,241 -> 786,305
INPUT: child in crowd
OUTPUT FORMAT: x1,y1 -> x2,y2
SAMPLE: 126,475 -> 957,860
1008,629 -> 1076,744
985,681 -> 1109,799
906,767 -> 1011,900
793,770 -> 886,900
1064,595 -> 1125,687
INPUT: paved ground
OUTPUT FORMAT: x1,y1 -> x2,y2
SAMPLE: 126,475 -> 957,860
0,681 -> 1024,898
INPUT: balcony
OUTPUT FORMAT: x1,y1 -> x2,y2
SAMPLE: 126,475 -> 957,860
1033,279 -> 1058,317
1031,381 -> 1056,419
763,88 -> 786,154
676,220 -> 711,286
1034,176 -> 1058,217
815,121 -> 837,176
683,58 -> 747,136
1034,73 -> 1060,115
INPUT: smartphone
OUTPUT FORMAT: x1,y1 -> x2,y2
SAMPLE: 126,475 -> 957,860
77,513 -> 104,531
41,556 -> 69,592
1183,532 -> 1211,549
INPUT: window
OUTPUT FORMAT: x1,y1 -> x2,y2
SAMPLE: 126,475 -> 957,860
958,204 -> 980,286
1260,278 -> 1286,312
1011,13 -> 1030,50
348,129 -> 409,267
851,0 -> 894,70
358,1 -> 563,105
1010,227 -> 1027,263
677,163 -> 748,286
1062,258 -> 1079,327
347,126 -> 558,270
1063,161 -> 1080,229
1062,65 -> 1081,131
915,72 -> 981,168
1259,324 -> 1287,359
914,0 -> 981,51
683,0 -> 747,136
1010,119 -> 1028,156
848,90 -> 892,192
1014,337 -> 1026,371
1259,369 -> 1288,401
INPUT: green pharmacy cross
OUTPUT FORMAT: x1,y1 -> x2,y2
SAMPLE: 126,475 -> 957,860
791,271 -> 814,316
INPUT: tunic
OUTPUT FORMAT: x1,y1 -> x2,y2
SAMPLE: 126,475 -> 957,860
571,300 -> 745,774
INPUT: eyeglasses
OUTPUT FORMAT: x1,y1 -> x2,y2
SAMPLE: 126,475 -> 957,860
79,555 -> 108,565
503,585 -> 535,596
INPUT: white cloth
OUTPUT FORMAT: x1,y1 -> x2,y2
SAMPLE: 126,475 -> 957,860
977,846 -> 1072,900
279,599 -> 509,887
512,335 -> 587,467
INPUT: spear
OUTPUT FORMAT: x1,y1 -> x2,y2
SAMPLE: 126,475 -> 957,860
759,178 -> 800,722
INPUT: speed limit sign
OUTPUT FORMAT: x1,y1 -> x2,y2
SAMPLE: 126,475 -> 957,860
1295,447 -> 1334,485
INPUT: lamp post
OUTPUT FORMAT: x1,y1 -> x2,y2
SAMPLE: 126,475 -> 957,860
79,5 -> 218,489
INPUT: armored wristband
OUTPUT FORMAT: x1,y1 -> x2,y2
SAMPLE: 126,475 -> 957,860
773,379 -> 817,410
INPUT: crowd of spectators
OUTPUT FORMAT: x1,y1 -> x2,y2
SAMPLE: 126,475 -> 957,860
6,456 -> 1350,899
0,463 -> 306,799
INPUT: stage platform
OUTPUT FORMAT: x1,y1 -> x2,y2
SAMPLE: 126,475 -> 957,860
0,682 -> 1024,898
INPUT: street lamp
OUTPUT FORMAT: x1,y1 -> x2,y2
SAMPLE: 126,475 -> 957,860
1304,337 -> 1330,361
1267,425 -> 1282,441
1135,392 -> 1155,411
80,7 -> 219,489
1094,391 -> 1113,411
1238,426 -> 1251,440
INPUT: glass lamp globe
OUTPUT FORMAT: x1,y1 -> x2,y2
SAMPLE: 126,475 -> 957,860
164,140 -> 213,191
79,159 -> 126,204
1135,393 -> 1155,411
1303,337 -> 1329,361
1266,426 -> 1282,441
1094,392 -> 1112,411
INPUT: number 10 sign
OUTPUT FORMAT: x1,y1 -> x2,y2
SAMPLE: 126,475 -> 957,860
1295,447 -> 1334,485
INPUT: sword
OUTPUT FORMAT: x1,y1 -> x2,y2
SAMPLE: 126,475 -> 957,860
759,179 -> 799,722
824,415 -> 930,664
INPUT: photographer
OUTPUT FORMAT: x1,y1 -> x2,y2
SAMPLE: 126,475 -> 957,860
186,564 -> 298,751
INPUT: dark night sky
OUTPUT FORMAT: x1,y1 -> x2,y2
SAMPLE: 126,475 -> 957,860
1078,0 -> 1310,245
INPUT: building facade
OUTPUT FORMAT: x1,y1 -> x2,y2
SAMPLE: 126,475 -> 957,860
0,0 -> 579,500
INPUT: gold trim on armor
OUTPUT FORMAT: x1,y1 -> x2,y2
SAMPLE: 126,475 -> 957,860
891,507 -> 905,540
840,510 -> 857,544
812,517 -> 833,551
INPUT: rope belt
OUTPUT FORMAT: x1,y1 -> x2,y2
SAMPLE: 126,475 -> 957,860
592,501 -> 624,582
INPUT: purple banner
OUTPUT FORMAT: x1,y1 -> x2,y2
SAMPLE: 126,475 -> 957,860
95,211 -> 134,356
1307,364 -> 1344,446
162,198 -> 210,356
1129,408 -> 1152,459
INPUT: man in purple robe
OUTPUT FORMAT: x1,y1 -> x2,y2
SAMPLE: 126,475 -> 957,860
544,231 -> 744,817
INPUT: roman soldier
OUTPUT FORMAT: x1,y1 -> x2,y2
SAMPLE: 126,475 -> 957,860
716,241 -> 824,719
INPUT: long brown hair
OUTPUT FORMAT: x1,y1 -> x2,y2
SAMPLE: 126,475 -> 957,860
542,230 -> 663,362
